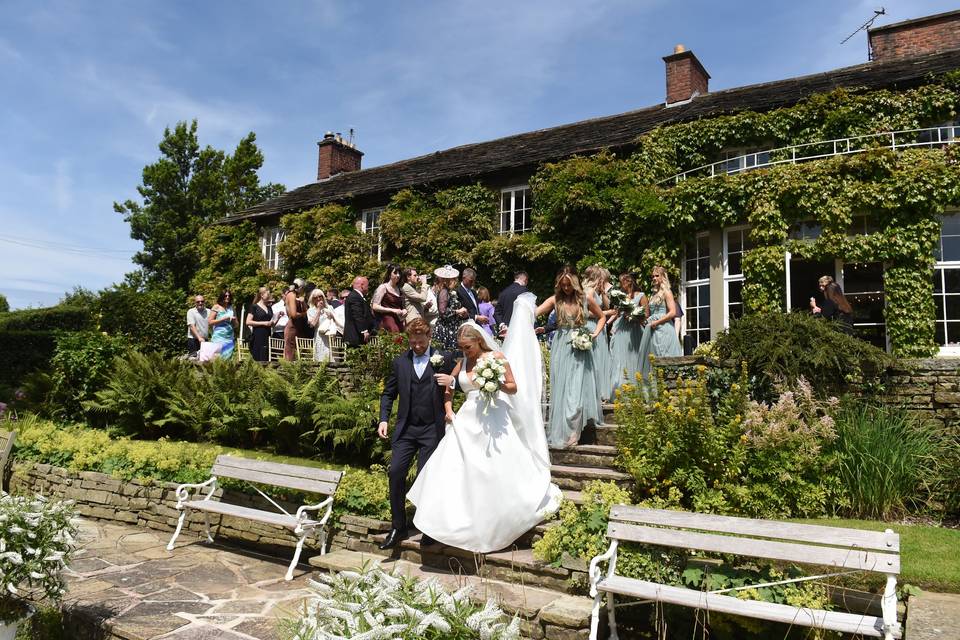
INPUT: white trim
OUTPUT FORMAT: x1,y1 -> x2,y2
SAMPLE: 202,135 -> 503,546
361,207 -> 384,262
722,224 -> 750,328
682,231 -> 711,349
260,226 -> 285,271
499,185 -> 533,235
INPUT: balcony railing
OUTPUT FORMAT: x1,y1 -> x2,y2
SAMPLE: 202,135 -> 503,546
661,126 -> 960,185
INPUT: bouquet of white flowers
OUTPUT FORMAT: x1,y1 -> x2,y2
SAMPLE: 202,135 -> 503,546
608,288 -> 631,311
429,353 -> 445,368
629,303 -> 647,323
474,355 -> 507,413
570,327 -> 593,351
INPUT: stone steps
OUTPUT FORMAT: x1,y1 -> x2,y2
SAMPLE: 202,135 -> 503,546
594,424 -> 620,447
309,548 -> 597,638
549,444 -> 617,468
549,464 -> 632,491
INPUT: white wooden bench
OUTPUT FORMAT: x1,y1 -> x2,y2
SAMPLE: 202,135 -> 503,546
0,429 -> 15,492
589,505 -> 901,639
166,455 -> 343,581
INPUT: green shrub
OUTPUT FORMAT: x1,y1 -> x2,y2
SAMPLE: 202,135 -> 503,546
0,330 -> 57,388
333,466 -> 391,521
713,312 -> 893,398
0,305 -> 93,332
97,284 -> 185,357
834,402 -> 944,519
43,332 -> 132,421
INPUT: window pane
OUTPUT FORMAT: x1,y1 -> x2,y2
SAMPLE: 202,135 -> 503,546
502,193 -> 511,211
948,321 -> 960,344
946,295 -> 960,320
686,286 -> 698,308
936,296 -> 945,320
942,214 -> 960,236
728,230 -> 742,253
728,280 -> 743,304
934,270 -> 944,293
501,211 -> 511,233
698,257 -> 710,280
943,236 -> 960,262
729,303 -> 743,321
843,262 -> 883,293
698,307 -> 710,327
729,253 -> 742,276
699,235 -> 710,254
937,321 -> 946,345
945,269 -> 960,293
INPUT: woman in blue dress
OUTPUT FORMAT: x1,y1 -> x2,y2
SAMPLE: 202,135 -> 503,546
583,265 -> 613,402
608,272 -> 645,394
537,267 -> 606,448
207,290 -> 238,360
638,266 -> 683,386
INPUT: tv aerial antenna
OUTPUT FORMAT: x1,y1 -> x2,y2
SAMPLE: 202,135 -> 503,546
841,7 -> 885,45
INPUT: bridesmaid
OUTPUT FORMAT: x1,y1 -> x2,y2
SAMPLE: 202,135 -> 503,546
609,272 -> 645,394
583,265 -> 613,403
245,287 -> 275,362
208,290 -> 238,360
637,266 -> 683,387
537,267 -> 606,448
371,263 -> 407,333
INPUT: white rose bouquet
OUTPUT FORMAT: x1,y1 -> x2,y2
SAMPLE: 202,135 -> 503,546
629,303 -> 647,323
570,327 -> 593,351
608,288 -> 630,311
429,353 -> 445,368
474,354 -> 507,413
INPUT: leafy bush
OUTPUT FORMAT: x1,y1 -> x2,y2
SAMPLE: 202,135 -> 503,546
289,565 -> 520,639
0,306 -> 93,332
713,312 -> 893,398
0,293 -> 8,313
617,368 -> 843,518
333,466 -> 391,521
0,494 -> 78,624
97,283 -> 185,357
0,330 -> 57,389
42,332 -> 131,421
834,402 -> 944,519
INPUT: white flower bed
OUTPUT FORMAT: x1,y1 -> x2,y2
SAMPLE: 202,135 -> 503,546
0,493 -> 78,623
289,566 -> 520,640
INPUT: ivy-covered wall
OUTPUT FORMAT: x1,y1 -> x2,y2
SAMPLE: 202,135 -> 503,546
207,72 -> 960,357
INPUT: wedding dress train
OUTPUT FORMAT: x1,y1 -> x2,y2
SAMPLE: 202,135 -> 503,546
408,293 -> 562,553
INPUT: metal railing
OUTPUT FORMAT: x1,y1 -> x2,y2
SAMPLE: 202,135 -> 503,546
661,126 -> 959,185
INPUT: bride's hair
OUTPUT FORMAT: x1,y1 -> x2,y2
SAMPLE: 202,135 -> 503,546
457,324 -> 492,352
554,266 -> 585,327
650,265 -> 673,305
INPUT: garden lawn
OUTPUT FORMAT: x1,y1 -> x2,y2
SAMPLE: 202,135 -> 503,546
797,518 -> 960,593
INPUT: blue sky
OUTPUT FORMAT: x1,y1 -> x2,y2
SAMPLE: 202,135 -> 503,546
1,0 -> 957,309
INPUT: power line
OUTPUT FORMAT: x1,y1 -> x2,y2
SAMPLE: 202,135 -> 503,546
0,235 -> 134,260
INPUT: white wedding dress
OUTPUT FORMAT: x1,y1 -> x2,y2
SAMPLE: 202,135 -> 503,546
408,293 -> 562,553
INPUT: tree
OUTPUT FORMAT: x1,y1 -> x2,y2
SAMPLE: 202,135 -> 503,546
115,120 -> 284,292
0,293 -> 8,313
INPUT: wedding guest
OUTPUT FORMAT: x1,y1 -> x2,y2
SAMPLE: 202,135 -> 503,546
344,276 -> 377,347
186,294 -> 209,355
494,271 -> 529,329
584,265 -> 613,402
425,277 -> 441,327
307,288 -> 336,362
457,267 -> 488,326
609,272 -> 645,394
537,267 -> 606,447
401,267 -> 433,323
476,287 -> 496,336
433,265 -> 466,350
813,275 -> 854,333
638,266 -> 683,386
208,290 -> 238,360
326,288 -> 342,309
283,278 -> 308,361
271,290 -> 289,340
372,263 -> 406,333
332,294 -> 346,336
245,287 -> 275,362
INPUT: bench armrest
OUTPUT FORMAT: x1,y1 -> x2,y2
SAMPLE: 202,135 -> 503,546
588,539 -> 619,597
173,476 -> 218,508
294,496 -> 334,533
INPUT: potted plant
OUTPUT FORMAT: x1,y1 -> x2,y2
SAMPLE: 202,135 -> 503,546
0,493 -> 77,640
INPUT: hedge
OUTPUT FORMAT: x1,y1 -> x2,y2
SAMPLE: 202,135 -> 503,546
0,306 -> 93,332
0,330 -> 57,388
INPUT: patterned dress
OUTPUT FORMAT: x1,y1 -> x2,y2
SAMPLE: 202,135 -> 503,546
210,306 -> 236,360
435,288 -> 465,351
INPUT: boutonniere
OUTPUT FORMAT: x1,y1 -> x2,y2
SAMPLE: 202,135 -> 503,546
429,353 -> 445,367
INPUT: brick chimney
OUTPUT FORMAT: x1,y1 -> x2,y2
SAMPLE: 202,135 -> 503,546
869,10 -> 960,62
663,44 -> 710,106
317,132 -> 363,181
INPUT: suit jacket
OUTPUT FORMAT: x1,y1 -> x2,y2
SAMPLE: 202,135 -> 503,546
457,283 -> 480,320
379,348 -> 456,442
493,281 -> 529,328
343,289 -> 376,346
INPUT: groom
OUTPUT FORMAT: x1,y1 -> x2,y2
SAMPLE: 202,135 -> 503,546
377,318 -> 456,549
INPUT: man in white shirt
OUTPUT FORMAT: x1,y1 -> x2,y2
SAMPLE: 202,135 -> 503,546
186,295 -> 209,355
271,293 -> 288,339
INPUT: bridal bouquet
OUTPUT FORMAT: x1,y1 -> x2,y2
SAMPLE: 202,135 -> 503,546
570,327 -> 593,351
474,355 -> 507,413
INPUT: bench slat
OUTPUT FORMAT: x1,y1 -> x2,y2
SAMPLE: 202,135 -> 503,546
608,522 -> 900,574
182,500 -> 319,528
211,464 -> 339,496
610,506 -> 899,553
597,576 -> 899,638
214,455 -> 343,484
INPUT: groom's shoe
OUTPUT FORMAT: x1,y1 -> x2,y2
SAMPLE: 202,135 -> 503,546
379,529 -> 407,550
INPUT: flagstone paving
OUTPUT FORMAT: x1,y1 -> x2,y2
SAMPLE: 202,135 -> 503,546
59,518 -> 313,639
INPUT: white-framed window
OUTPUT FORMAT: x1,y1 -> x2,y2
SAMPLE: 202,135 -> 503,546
719,148 -> 772,175
846,214 -> 880,237
260,226 -> 285,271
935,213 -> 960,355
682,232 -> 711,350
723,225 -> 753,325
788,220 -> 823,242
500,186 -> 533,235
361,207 -> 384,261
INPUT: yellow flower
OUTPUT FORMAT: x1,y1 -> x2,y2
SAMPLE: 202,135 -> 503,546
635,372 -> 643,383
696,365 -> 707,374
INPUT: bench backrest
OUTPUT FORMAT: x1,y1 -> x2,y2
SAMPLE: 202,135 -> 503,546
607,505 -> 900,575
0,430 -> 15,491
211,455 -> 343,496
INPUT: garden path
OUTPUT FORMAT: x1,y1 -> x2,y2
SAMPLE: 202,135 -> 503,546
59,518 -> 310,639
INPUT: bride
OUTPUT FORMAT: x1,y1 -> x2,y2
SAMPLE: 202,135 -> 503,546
408,292 -> 562,553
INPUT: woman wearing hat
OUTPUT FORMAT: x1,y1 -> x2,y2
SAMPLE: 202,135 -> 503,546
433,265 -> 468,350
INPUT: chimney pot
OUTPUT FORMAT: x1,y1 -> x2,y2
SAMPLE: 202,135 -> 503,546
663,47 -> 710,105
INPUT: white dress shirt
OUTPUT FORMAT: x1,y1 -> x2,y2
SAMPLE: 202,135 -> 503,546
413,350 -> 430,379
